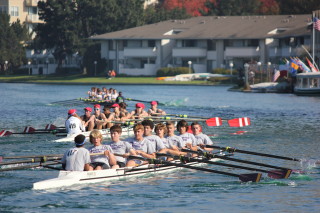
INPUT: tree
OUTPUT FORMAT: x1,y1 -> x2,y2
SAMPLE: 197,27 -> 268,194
277,0 -> 320,15
258,0 -> 280,15
159,0 -> 213,16
143,5 -> 190,24
0,14 -> 29,74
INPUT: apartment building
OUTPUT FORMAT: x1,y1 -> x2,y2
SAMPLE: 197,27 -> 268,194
91,15 -> 312,76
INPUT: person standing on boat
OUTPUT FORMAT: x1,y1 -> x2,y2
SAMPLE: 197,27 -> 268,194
61,134 -> 91,171
129,103 -> 149,119
93,104 -> 107,130
65,109 -> 85,136
148,101 -> 166,116
191,122 -> 214,152
115,91 -> 125,103
141,120 -> 165,153
80,107 -> 95,131
88,130 -> 118,170
106,125 -> 137,167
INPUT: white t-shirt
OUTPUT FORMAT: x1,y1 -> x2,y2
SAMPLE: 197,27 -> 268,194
106,141 -> 133,163
194,133 -> 213,145
65,116 -> 85,135
88,145 -> 114,167
61,147 -> 91,171
144,135 -> 165,152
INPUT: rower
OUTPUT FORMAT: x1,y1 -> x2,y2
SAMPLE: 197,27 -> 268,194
87,130 -> 118,170
177,120 -> 198,151
93,104 -> 107,130
87,87 -> 97,99
106,125 -> 136,167
141,120 -> 165,154
61,134 -> 91,171
148,101 -> 166,116
80,107 -> 95,131
129,103 -> 149,119
191,122 -> 214,152
126,123 -> 155,164
65,109 -> 85,136
115,91 -> 125,103
102,106 -> 114,129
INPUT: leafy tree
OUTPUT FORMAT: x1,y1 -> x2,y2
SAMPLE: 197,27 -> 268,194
277,0 -> 320,15
203,0 -> 261,16
259,0 -> 280,15
159,0 -> 212,16
143,5 -> 190,24
0,14 -> 29,74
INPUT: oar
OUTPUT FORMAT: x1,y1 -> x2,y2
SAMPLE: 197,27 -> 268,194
126,98 -> 165,106
0,154 -> 63,162
181,149 -> 293,174
159,154 -> 290,179
228,117 -> 251,127
50,98 -> 80,104
0,162 -> 61,172
0,156 -> 62,166
204,145 -> 301,162
128,155 -> 261,182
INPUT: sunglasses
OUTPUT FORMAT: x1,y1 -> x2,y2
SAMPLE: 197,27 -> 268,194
94,108 -> 100,111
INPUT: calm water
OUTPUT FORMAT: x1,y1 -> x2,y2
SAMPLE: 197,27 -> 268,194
0,83 -> 319,213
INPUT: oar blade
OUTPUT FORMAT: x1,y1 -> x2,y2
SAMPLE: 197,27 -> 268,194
268,169 -> 292,179
206,117 -> 223,126
45,124 -> 57,130
23,126 -> 36,133
228,117 -> 251,127
239,173 -> 262,182
0,130 -> 13,137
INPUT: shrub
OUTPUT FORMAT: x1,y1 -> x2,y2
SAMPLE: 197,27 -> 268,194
56,67 -> 81,75
156,67 -> 191,77
212,68 -> 238,76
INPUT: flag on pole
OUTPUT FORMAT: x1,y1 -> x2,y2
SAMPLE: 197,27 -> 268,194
314,17 -> 320,31
306,57 -> 319,72
273,69 -> 280,82
295,57 -> 311,73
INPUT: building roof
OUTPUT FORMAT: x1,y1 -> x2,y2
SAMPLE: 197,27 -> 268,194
91,14 -> 311,41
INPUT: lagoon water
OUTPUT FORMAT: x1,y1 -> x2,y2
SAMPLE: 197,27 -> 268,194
0,83 -> 319,212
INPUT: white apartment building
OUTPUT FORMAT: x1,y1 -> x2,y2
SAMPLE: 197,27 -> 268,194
91,15 -> 312,76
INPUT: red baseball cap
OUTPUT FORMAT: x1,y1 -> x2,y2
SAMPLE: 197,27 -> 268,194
135,103 -> 145,109
111,103 -> 120,108
84,107 -> 92,112
94,104 -> 101,109
68,109 -> 77,115
151,101 -> 158,105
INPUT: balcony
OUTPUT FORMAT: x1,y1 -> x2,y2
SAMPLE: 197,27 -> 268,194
123,47 -> 157,57
25,0 -> 40,7
25,14 -> 42,23
172,47 -> 207,57
225,47 -> 260,57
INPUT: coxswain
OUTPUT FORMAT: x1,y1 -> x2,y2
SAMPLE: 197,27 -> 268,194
148,101 -> 166,116
87,129 -> 118,170
61,134 -> 91,171
65,109 -> 85,136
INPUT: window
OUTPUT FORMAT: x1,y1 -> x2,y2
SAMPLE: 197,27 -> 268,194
10,6 -> 19,17
0,6 -> 8,14
207,40 -> 216,50
148,40 -> 156,47
182,40 -> 196,47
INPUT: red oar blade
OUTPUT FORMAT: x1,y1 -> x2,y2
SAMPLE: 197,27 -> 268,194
206,117 -> 223,126
45,124 -> 57,130
228,117 -> 251,127
23,126 -> 36,133
268,169 -> 292,179
0,130 -> 13,137
239,173 -> 262,182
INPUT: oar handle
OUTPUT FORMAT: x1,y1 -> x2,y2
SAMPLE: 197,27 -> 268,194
206,145 -> 301,162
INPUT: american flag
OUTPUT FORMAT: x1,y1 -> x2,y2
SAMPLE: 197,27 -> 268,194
314,17 -> 320,31
273,69 -> 280,82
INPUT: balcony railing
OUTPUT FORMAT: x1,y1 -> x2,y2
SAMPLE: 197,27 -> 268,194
123,48 -> 157,57
172,47 -> 207,57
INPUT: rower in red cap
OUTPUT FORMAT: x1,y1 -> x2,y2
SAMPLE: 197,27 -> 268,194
129,103 -> 149,119
148,101 -> 166,116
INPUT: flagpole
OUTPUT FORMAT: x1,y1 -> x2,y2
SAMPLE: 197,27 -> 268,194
313,12 -> 315,66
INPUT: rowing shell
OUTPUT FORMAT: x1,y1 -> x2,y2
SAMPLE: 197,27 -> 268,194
54,127 -> 134,142
33,158 -> 219,190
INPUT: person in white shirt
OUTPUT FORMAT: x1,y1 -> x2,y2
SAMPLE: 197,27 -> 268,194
65,109 -> 85,136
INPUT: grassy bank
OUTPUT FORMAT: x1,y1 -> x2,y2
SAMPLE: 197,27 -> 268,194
0,74 -> 218,85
